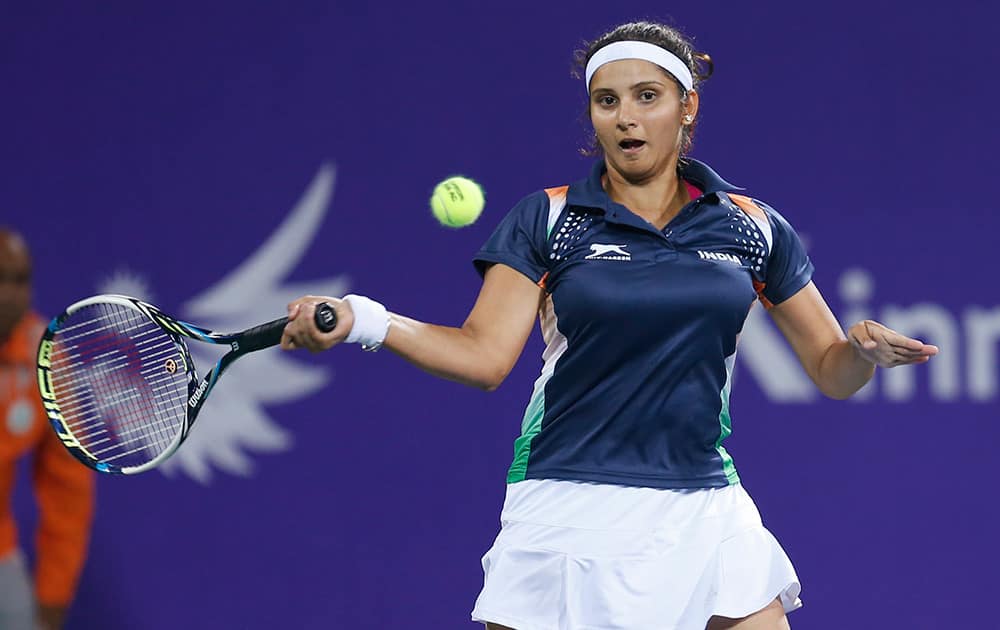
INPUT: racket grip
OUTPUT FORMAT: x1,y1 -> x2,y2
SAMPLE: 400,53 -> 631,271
240,303 -> 338,352
239,318 -> 292,351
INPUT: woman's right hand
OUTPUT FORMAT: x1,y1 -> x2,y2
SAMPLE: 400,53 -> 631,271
280,295 -> 354,353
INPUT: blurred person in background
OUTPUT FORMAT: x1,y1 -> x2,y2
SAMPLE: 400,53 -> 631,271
0,228 -> 94,630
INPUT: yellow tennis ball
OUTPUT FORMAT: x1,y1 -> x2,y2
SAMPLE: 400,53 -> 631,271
430,176 -> 485,228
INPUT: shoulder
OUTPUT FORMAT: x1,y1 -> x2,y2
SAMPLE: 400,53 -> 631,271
1,311 -> 46,364
727,193 -> 777,222
20,311 -> 46,345
501,186 -> 574,234
24,310 -> 46,329
512,187 -> 567,214
725,193 -> 801,242
23,311 -> 48,352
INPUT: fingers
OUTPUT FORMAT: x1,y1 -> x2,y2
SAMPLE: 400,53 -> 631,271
850,319 -> 940,368
849,320 -> 878,351
281,296 -> 345,353
871,323 -> 939,360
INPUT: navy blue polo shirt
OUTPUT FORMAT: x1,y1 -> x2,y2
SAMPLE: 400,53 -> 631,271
474,159 -> 813,489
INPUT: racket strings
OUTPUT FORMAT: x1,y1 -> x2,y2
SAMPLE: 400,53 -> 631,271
53,343 -> 183,413
67,305 -> 182,458
48,303 -> 189,467
52,311 -> 180,462
51,309 -> 177,459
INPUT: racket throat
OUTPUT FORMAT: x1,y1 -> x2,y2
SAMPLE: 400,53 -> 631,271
188,378 -> 214,410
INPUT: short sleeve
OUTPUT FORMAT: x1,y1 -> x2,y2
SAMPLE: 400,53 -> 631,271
473,190 -> 551,283
758,201 -> 814,306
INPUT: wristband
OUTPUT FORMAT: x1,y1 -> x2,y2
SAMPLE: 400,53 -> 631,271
343,294 -> 390,352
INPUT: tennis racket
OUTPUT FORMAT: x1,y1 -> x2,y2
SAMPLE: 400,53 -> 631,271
35,294 -> 337,475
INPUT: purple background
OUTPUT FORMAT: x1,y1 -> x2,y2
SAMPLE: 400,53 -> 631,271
4,2 -> 998,628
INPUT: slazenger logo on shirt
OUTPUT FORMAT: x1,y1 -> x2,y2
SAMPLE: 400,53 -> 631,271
585,244 -> 631,261
698,250 -> 742,265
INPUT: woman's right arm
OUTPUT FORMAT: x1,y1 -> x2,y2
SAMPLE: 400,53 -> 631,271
281,263 -> 544,391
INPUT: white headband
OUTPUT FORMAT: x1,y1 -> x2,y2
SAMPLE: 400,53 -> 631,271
585,41 -> 694,93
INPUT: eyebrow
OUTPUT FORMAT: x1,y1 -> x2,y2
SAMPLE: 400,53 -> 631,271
591,80 -> 667,94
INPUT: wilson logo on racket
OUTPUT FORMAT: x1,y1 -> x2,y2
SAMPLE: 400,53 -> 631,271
188,379 -> 212,409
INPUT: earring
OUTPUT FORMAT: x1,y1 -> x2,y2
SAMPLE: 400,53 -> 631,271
683,114 -> 694,124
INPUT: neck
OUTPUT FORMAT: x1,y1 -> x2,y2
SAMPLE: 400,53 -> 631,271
0,312 -> 25,347
604,157 -> 689,230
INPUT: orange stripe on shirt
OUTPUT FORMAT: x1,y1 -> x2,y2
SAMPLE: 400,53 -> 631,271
544,185 -> 568,201
537,271 -> 550,290
540,186 -> 568,293
732,195 -> 775,308
728,193 -> 767,222
752,279 -> 774,309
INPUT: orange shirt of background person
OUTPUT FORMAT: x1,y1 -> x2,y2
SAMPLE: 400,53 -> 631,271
0,228 -> 94,630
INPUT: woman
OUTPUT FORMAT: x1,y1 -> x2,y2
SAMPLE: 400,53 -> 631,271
281,20 -> 937,630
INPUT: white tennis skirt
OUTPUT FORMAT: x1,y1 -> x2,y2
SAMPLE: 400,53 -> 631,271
471,479 -> 801,630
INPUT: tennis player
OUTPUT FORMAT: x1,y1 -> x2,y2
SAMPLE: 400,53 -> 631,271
0,228 -> 94,630
281,20 -> 938,630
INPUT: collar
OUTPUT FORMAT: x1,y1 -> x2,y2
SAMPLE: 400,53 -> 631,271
566,158 -> 744,212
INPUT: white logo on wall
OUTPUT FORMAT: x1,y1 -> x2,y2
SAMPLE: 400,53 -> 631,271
738,268 -> 1000,403
97,164 -> 348,483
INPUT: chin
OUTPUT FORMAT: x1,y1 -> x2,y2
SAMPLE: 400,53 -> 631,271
618,154 -> 674,179
612,161 -> 654,183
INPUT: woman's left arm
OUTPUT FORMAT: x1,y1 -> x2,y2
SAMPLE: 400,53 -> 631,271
768,281 -> 939,400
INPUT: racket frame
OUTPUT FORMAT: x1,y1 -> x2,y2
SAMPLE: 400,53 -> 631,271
37,294 -> 332,475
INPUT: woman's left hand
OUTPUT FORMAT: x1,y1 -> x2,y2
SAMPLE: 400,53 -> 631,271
847,319 -> 939,367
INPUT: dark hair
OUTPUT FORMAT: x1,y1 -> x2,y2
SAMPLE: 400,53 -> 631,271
572,20 -> 713,156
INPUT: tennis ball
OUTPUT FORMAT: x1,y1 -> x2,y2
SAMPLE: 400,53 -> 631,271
430,176 -> 485,228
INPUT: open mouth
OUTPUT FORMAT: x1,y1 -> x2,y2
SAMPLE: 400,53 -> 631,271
619,139 -> 646,151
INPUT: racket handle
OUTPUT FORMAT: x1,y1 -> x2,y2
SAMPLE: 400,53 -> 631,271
239,303 -> 338,352
314,302 -> 337,332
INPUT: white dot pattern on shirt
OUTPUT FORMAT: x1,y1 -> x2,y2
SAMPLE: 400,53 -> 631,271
550,210 -> 594,261
727,203 -> 768,272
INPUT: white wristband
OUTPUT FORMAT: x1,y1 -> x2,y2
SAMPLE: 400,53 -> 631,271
343,294 -> 390,352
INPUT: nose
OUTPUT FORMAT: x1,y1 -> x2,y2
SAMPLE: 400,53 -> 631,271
616,99 -> 637,130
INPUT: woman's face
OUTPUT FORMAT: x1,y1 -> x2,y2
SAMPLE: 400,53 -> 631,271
588,59 -> 698,183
